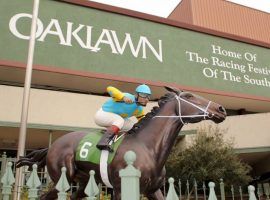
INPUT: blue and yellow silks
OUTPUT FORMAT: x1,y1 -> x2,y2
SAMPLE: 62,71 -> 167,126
102,86 -> 144,119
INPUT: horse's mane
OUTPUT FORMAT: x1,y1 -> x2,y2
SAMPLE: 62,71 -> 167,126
128,92 -> 175,134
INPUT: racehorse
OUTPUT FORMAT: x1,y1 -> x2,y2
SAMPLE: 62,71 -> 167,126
16,86 -> 226,200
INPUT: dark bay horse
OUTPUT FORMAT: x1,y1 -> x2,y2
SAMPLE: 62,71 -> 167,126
16,86 -> 226,200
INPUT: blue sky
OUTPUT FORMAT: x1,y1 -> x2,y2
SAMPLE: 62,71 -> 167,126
88,0 -> 270,17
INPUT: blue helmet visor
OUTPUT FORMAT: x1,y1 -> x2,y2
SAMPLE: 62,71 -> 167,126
138,93 -> 150,99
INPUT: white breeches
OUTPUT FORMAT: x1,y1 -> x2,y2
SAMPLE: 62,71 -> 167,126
94,109 -> 135,131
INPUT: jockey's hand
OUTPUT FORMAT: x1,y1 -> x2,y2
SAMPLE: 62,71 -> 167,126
123,96 -> 133,104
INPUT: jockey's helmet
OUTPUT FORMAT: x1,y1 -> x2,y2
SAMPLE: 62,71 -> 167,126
135,84 -> 151,97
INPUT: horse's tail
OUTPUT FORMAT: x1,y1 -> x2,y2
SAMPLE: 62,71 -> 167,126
16,148 -> 48,170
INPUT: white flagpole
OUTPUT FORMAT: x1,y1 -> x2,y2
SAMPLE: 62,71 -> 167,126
14,0 -> 40,199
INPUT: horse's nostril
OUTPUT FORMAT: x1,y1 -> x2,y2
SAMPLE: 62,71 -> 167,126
218,106 -> 225,113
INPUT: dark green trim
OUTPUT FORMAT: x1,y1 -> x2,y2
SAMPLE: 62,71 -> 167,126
0,121 -> 100,132
0,121 -> 197,136
235,147 -> 270,154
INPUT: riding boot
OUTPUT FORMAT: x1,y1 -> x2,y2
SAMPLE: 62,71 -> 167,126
96,125 -> 120,152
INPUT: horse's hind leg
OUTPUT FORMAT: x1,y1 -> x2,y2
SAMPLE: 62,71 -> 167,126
64,153 -> 76,181
45,152 -> 76,199
47,152 -> 76,182
70,182 -> 87,200
40,187 -> 58,200
70,170 -> 90,200
146,189 -> 165,200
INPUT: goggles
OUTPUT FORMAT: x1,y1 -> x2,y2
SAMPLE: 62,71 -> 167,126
138,93 -> 150,99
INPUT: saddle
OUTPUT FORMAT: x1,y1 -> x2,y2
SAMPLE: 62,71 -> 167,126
75,130 -> 125,165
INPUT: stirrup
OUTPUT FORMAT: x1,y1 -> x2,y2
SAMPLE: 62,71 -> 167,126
96,144 -> 114,153
106,146 -> 114,153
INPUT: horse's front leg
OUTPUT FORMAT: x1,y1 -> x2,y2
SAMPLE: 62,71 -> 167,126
113,193 -> 121,200
113,188 -> 121,200
146,189 -> 165,200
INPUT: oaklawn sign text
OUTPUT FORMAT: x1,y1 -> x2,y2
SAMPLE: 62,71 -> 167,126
1,0 -> 270,99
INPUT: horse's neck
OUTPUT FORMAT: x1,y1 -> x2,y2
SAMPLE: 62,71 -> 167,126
137,104 -> 183,171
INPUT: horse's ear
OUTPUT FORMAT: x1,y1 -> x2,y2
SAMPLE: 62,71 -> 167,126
164,86 -> 181,95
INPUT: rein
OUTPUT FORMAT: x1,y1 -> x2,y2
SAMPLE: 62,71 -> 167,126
154,94 -> 213,124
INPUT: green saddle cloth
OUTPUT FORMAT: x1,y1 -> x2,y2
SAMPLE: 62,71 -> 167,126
75,131 -> 124,164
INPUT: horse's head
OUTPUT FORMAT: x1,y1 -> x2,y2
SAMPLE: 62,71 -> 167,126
164,86 -> 226,124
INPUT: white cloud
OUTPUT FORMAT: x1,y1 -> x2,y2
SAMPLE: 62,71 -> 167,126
88,0 -> 182,18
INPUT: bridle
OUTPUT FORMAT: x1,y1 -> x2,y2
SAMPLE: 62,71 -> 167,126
154,93 -> 214,124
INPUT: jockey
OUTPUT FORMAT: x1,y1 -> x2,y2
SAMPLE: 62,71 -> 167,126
95,84 -> 151,152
